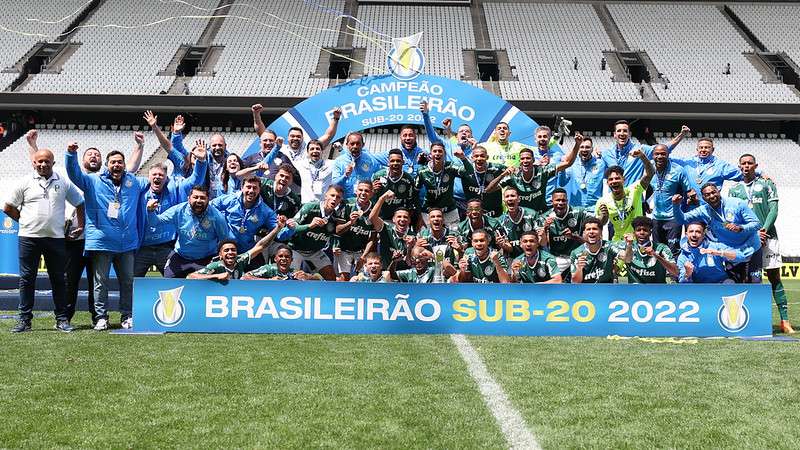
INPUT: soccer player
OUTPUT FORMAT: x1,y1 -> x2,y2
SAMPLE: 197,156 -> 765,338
147,185 -> 233,279
538,188 -> 592,280
649,144 -> 693,257
600,121 -> 688,187
509,230 -> 562,283
621,217 -> 678,283
372,148 -> 418,221
729,154 -> 794,332
243,244 -> 321,280
677,222 -> 747,283
369,190 -> 416,269
570,217 -> 628,283
416,208 -> 459,266
459,145 -> 506,217
390,246 -> 438,283
415,142 -> 473,227
480,121 -> 526,166
672,183 -> 761,283
557,136 -> 606,213
188,216 -> 286,281
456,229 -> 511,283
671,136 -> 744,191
333,132 -> 383,199
281,185 -> 344,281
457,199 -> 499,251
333,180 -> 376,281
495,186 -> 538,258
595,148 -> 654,241
350,252 -> 387,282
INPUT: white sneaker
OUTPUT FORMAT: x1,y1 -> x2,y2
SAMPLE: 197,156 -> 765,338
93,318 -> 108,331
121,318 -> 133,329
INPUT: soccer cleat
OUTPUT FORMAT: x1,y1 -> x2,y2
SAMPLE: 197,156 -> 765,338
121,318 -> 133,330
54,320 -> 75,333
11,320 -> 32,333
780,320 -> 795,334
93,318 -> 109,331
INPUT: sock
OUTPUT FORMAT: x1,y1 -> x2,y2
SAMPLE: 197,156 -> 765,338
770,279 -> 789,321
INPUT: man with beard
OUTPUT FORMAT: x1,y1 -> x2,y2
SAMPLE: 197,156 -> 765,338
416,208 -> 459,266
509,230 -> 562,283
295,139 -> 335,203
557,136 -> 606,213
648,144 -> 693,257
729,154 -> 793,332
172,125 -> 229,199
677,222 -> 747,283
372,148 -> 418,221
350,252 -> 387,282
252,103 -> 341,166
369,191 -> 417,269
280,185 -> 344,281
375,125 -> 427,177
457,199 -> 499,252
456,229 -> 511,283
147,185 -> 232,280
243,244 -> 321,280
671,137 -> 745,192
495,186 -> 538,259
621,217 -> 678,284
188,216 -> 286,281
415,143 -> 473,227
66,143 -> 150,331
538,188 -> 592,280
333,132 -> 383,199
570,217 -> 629,284
486,134 -> 580,214
135,143 -> 208,278
595,148 -> 655,241
480,121 -> 526,167
458,145 -> 506,218
211,177 -> 289,269
333,180 -> 377,281
672,183 -> 761,283
5,148 -> 84,333
600,121 -> 689,188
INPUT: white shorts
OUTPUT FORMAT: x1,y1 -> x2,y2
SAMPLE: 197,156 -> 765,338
422,209 -> 460,228
291,250 -> 332,271
555,256 -> 571,273
334,249 -> 361,274
763,238 -> 782,270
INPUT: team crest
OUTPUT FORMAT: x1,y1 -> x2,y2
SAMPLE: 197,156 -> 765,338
3,217 -> 13,229
532,180 -> 541,189
387,32 -> 424,81
202,219 -> 211,229
537,267 -> 546,277
645,256 -> 656,268
568,217 -> 577,227
362,163 -> 370,172
125,180 -> 133,188
726,212 -> 734,221
754,184 -> 763,192
397,184 -> 407,193
484,265 -> 494,275
523,223 -> 532,231
249,214 -> 259,223
597,253 -> 606,263
153,286 -> 186,327
442,174 -> 450,183
718,291 -> 750,333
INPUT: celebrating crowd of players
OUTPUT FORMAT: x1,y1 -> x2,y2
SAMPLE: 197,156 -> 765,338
3,102 -> 794,334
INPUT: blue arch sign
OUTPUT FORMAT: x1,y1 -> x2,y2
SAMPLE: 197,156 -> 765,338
243,74 -> 541,157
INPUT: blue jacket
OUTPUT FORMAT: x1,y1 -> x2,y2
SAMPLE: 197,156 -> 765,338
210,192 -> 286,252
147,202 -> 232,260
332,151 -> 384,198
558,155 -> 606,213
671,155 -> 742,192
677,240 -> 746,283
140,158 -> 207,247
601,140 -> 673,187
673,197 -> 761,258
171,133 -> 227,198
66,151 -> 149,253
649,161 -> 692,221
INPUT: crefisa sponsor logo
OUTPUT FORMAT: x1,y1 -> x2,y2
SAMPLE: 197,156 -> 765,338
153,286 -> 186,327
717,291 -> 749,333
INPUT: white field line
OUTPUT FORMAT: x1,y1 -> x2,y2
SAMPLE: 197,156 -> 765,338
451,334 -> 541,450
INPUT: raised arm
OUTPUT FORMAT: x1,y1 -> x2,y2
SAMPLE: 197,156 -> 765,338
635,148 -> 655,187
64,142 -> 89,192
252,104 -> 266,137
369,190 -> 394,231
485,166 -> 514,193
25,129 -> 39,161
317,108 -> 341,147
127,131 -> 145,173
555,132 -> 582,173
248,216 -> 287,258
420,101 -> 442,145
666,125 -> 691,151
143,110 -> 173,153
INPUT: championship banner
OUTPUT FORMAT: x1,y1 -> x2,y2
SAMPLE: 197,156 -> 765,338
133,279 -> 772,337
0,211 -> 19,275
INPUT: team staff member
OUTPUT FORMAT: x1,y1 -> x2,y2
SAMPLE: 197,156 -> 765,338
375,125 -> 427,177
671,137 -> 744,191
5,149 -> 84,333
538,188 -> 591,280
333,132 -> 383,199
294,140 -> 335,203
66,143 -> 149,331
509,230 -> 562,283
678,222 -> 747,283
649,144 -> 692,257
729,154 -> 793,333
600,121 -> 688,187
558,136 -> 606,213
415,143 -> 473,227
595,148 -> 654,240
621,217 -> 678,284
147,185 -> 232,279
171,124 -> 230,199
570,218 -> 629,284
372,149 -> 418,221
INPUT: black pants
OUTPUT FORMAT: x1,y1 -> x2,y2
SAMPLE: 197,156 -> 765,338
652,219 -> 682,259
164,251 -> 212,279
18,237 -> 68,321
64,239 -> 97,323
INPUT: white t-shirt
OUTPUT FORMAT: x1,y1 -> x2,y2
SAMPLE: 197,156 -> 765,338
296,158 -> 334,203
6,171 -> 83,238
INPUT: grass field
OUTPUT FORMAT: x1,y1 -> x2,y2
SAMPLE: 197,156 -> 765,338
1,281 -> 798,448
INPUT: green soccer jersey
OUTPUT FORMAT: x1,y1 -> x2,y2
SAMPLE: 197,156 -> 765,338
627,242 -> 674,284
463,247 -> 508,283
460,164 -> 506,217
458,215 -> 499,250
500,163 -> 557,213
396,265 -> 436,283
196,253 -> 251,279
372,169 -> 418,220
538,206 -> 591,258
260,179 -> 302,218
512,250 -> 560,283
378,221 -> 415,267
351,271 -> 387,282
334,200 -> 375,252
728,177 -> 778,238
415,160 -> 474,211
495,207 -> 539,258
417,227 -> 458,264
289,202 -> 340,253
569,241 -> 623,283
595,181 -> 645,241
247,263 -> 294,280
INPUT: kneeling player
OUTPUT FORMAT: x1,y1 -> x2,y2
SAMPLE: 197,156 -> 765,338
677,222 -> 746,284
243,244 -> 321,280
570,217 -> 626,283
510,230 -> 562,283
456,229 -> 511,283
390,246 -> 440,283
622,216 -> 678,283
350,252 -> 387,282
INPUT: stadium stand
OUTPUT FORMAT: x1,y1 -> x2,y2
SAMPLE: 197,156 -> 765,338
484,3 -> 643,102
729,4 -> 800,65
607,3 -> 799,103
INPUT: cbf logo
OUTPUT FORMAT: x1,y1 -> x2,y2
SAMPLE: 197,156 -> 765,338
153,286 -> 186,327
388,32 -> 424,80
718,291 -> 749,333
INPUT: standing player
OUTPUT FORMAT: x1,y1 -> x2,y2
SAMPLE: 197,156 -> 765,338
243,244 -> 321,280
509,230 -> 562,283
480,122 -> 526,167
456,229 -> 511,283
416,208 -> 459,266
671,137 -> 744,191
570,217 -> 628,283
494,186 -> 538,258
538,188 -> 591,280
728,154 -> 793,332
595,148 -> 654,241
457,199 -> 499,252
389,247 -> 437,283
621,217 -> 678,284
333,180 -> 376,281
649,144 -> 693,257
369,190 -> 416,269
350,252 -> 387,283
415,143 -> 473,227
459,145 -> 506,218
372,149 -> 418,221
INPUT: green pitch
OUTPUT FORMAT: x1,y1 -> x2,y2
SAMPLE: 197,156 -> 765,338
0,280 -> 798,448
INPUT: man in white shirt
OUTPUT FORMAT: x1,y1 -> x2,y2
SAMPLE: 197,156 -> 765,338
4,149 -> 84,333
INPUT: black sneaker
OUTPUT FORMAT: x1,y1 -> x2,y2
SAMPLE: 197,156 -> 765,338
54,320 -> 75,333
11,320 -> 31,333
